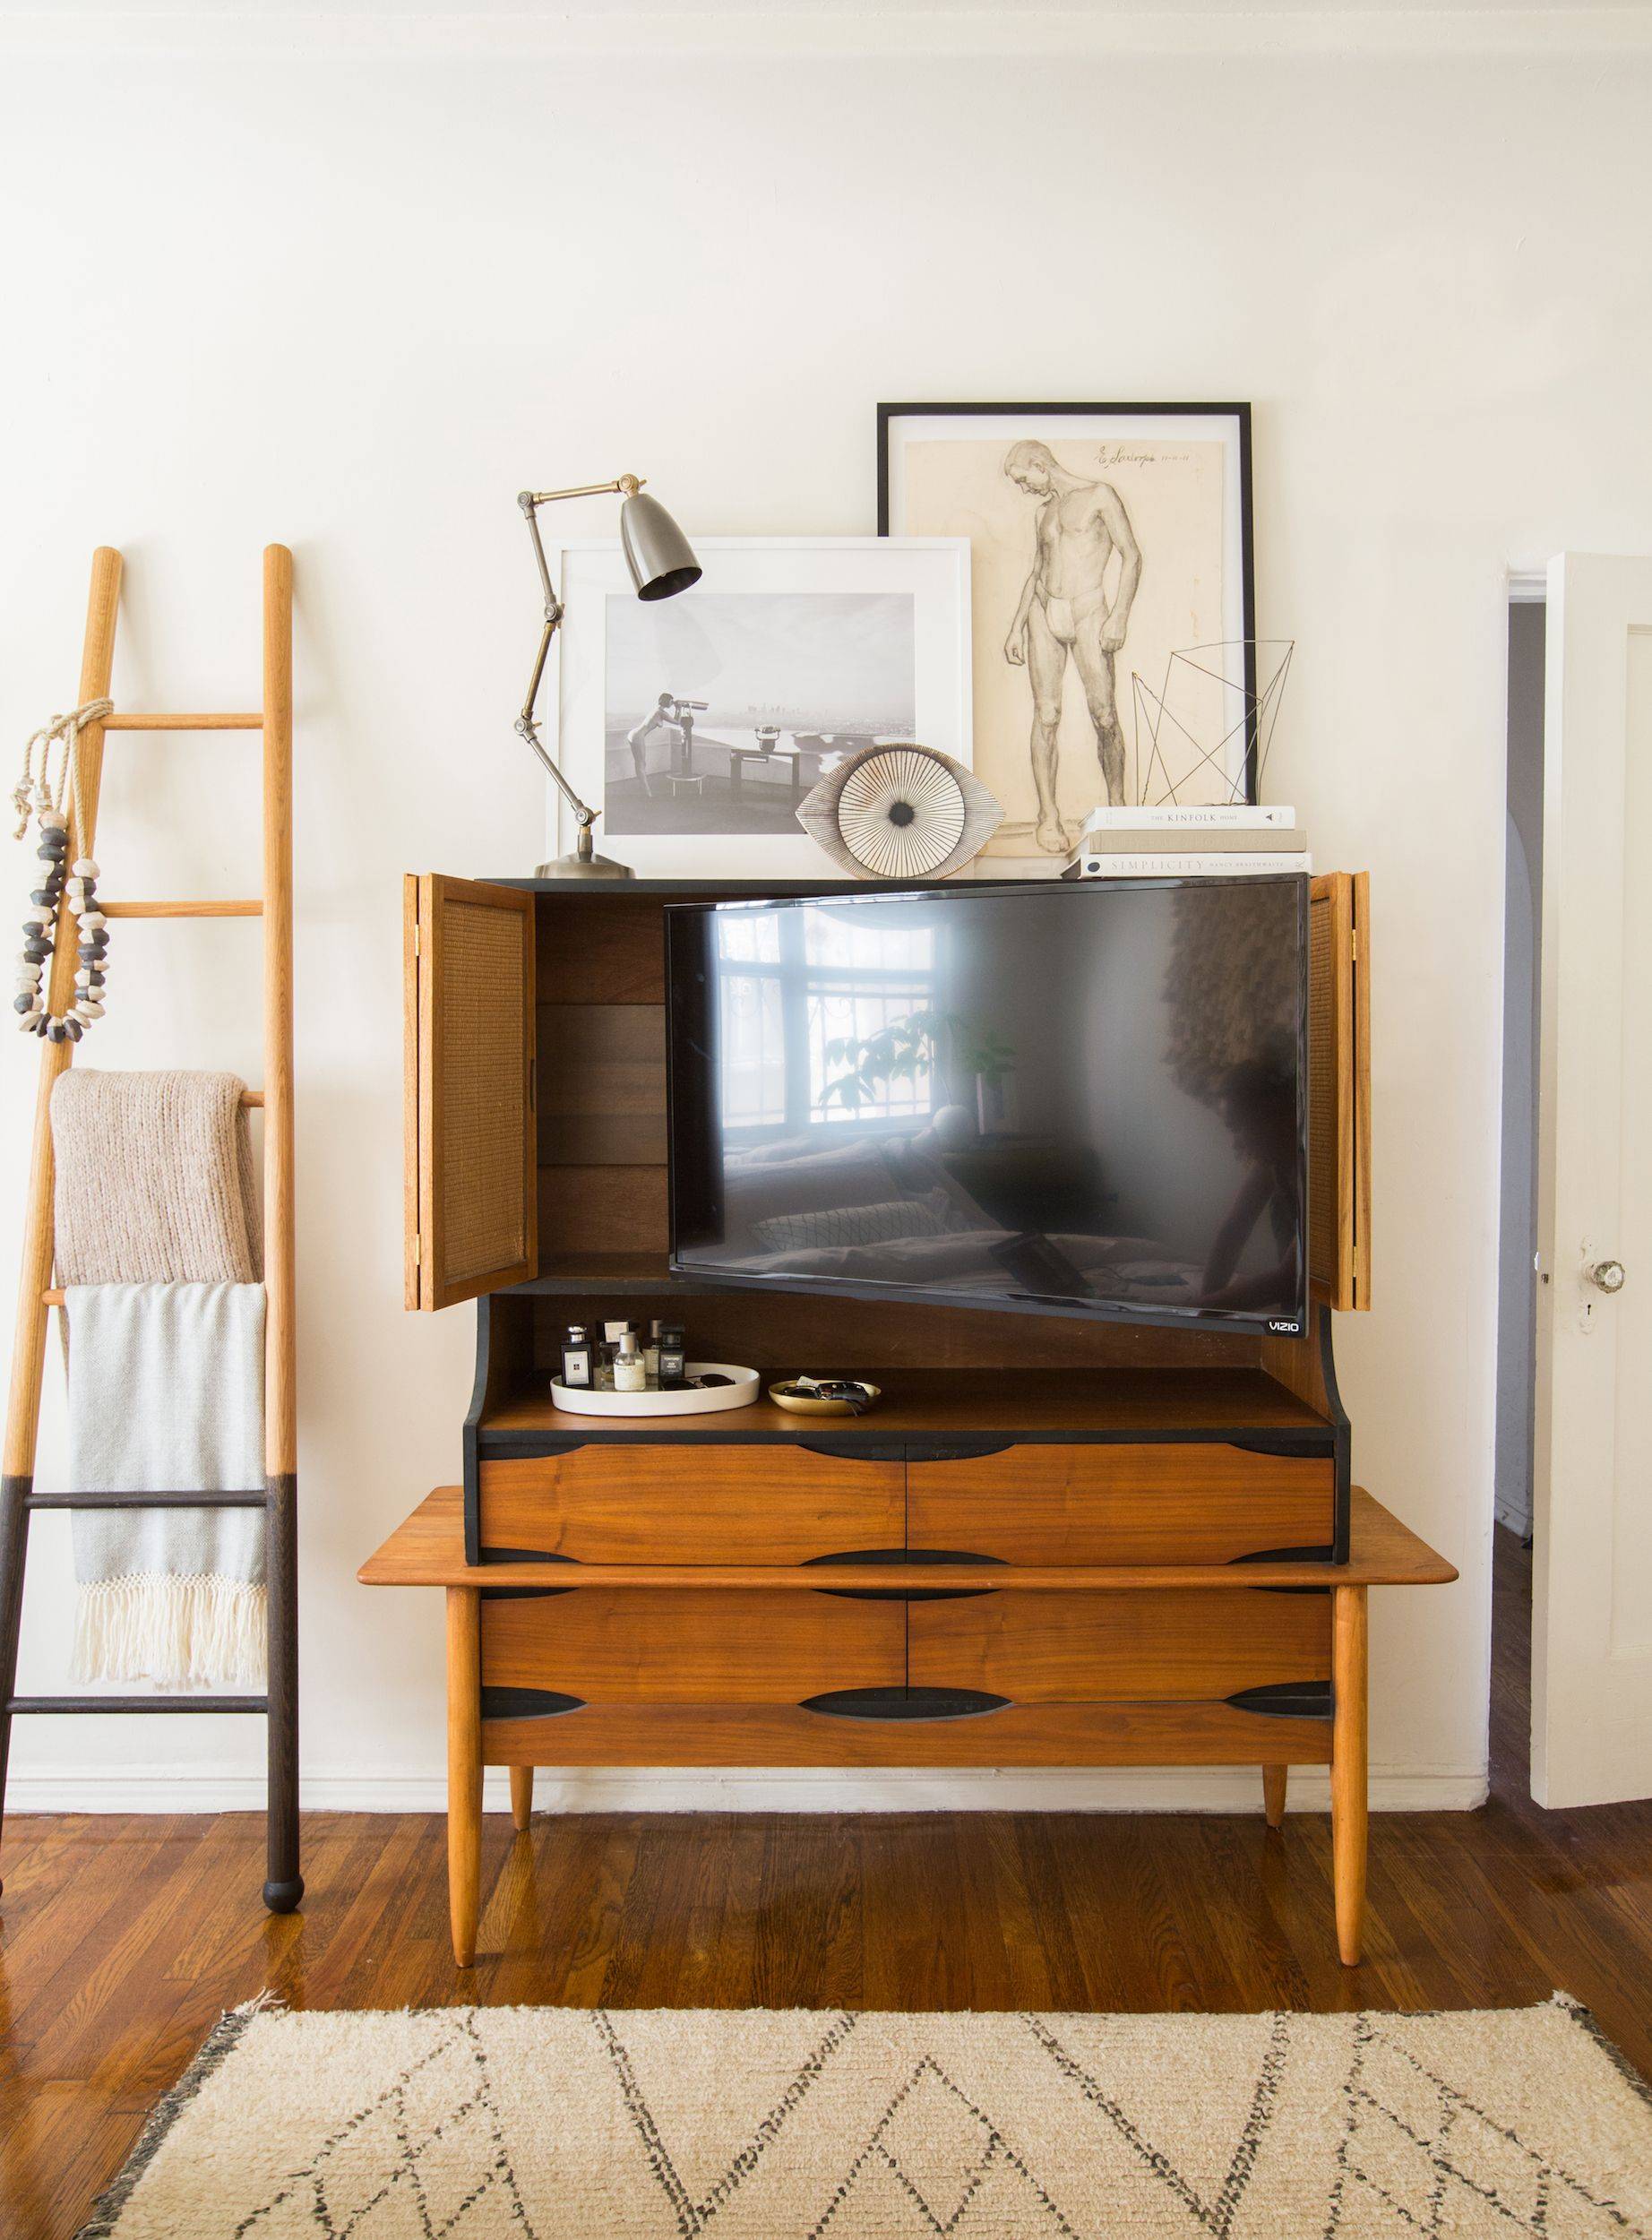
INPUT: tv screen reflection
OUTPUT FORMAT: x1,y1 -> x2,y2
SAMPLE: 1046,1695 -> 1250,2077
666,880 -> 1308,1332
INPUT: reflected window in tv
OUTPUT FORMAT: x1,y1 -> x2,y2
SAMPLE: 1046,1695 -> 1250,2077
665,878 -> 1309,1334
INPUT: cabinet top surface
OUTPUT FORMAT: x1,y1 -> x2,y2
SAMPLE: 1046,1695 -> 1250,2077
358,1484 -> 1457,1591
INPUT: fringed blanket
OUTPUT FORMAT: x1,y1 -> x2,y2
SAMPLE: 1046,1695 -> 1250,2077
50,1071 -> 266,1688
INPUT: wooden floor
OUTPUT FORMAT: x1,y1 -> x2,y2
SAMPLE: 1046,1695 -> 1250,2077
4,1528 -> 1650,2238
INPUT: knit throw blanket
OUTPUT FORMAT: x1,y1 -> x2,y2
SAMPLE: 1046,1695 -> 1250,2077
51,1071 -> 266,1688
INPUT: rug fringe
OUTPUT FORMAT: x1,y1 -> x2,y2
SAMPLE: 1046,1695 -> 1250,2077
230,1989 -> 288,2020
73,1572 -> 267,1689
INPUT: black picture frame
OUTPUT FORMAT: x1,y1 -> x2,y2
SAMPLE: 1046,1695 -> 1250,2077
877,401 -> 1258,805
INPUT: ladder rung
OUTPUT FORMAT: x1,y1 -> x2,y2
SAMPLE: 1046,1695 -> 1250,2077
102,713 -> 263,731
7,1694 -> 267,1715
23,1490 -> 269,1510
99,900 -> 262,918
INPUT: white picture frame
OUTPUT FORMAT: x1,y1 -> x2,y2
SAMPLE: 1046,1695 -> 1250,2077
546,535 -> 973,879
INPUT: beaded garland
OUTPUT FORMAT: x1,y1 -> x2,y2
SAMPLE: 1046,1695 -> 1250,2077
14,814 -> 108,1043
13,701 -> 112,1043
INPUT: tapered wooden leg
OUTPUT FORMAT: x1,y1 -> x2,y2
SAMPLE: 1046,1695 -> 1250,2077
1331,1585 -> 1369,1966
1262,1763 -> 1287,1829
446,1588 -> 482,1968
510,1765 -> 533,1832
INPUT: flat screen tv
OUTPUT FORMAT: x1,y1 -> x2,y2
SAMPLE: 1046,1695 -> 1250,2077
665,877 -> 1309,1335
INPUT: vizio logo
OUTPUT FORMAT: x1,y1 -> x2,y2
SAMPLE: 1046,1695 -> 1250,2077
1267,1318 -> 1303,1335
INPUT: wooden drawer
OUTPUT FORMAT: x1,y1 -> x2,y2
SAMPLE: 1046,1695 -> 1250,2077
478,1447 -> 903,1564
908,1587 -> 1330,1702
481,1589 -> 902,1704
906,1443 -> 1333,1564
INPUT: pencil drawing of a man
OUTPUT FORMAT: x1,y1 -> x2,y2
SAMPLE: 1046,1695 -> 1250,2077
1002,441 -> 1142,847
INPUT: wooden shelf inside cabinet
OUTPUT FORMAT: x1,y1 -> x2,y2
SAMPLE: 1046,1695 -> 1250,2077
507,1254 -> 675,1296
478,1366 -> 1333,1443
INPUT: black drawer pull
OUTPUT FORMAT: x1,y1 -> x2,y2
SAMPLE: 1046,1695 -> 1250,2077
1228,1545 -> 1335,1597
1226,1681 -> 1332,1720
800,1685 -> 1010,1721
480,1686 -> 585,1720
804,1547 -> 1005,1602
905,1443 -> 1013,1464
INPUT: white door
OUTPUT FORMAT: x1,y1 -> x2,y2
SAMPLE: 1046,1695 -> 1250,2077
1531,553 -> 1652,1807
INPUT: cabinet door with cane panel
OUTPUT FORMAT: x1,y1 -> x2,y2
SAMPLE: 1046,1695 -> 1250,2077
404,876 -> 537,1310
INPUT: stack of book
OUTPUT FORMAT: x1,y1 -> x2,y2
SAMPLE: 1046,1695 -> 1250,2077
1060,805 -> 1309,879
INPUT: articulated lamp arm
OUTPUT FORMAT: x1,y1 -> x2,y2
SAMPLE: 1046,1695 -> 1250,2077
512,479 -> 642,836
512,470 -> 697,878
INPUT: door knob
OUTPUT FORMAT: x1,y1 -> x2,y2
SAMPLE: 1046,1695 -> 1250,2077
1588,1258 -> 1627,1293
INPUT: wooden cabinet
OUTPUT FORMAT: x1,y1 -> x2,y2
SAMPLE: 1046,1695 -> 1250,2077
381,867 -> 1422,1974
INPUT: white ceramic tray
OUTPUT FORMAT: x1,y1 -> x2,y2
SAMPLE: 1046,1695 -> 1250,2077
547,1363 -> 761,1418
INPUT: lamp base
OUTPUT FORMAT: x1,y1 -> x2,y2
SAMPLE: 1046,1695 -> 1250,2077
533,848 -> 636,881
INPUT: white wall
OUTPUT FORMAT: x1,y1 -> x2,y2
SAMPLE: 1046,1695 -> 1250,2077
3,5 -> 1650,1816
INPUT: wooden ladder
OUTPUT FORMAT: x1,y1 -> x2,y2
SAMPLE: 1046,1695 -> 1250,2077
0,546 -> 300,1911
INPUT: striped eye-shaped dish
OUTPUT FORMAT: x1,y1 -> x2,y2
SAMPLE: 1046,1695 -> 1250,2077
796,743 -> 1003,880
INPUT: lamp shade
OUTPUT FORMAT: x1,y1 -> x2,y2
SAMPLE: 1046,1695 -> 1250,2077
620,492 -> 701,602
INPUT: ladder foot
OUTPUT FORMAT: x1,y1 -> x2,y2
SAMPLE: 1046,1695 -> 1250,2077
262,1874 -> 305,1915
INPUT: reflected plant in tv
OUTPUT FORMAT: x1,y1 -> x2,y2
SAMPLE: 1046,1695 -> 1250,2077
816,1009 -> 1015,1133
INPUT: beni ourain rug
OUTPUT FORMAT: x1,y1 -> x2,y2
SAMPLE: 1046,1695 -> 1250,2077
80,1995 -> 1652,2239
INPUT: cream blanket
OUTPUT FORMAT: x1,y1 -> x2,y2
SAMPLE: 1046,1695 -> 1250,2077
50,1071 -> 266,1687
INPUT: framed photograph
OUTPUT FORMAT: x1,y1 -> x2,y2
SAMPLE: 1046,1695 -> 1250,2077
549,536 -> 973,879
880,403 -> 1255,857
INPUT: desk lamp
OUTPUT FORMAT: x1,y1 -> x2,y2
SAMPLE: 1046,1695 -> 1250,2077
515,474 -> 701,878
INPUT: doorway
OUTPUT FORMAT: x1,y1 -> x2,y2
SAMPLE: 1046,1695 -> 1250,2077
1493,590 -> 1544,1796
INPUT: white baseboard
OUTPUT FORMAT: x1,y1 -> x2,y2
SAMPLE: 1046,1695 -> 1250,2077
4,1765 -> 1490,1815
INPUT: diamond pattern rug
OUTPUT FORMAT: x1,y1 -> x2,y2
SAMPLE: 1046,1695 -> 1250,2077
79,1996 -> 1652,2237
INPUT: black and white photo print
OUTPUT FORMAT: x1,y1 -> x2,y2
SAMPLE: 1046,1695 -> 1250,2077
552,538 -> 974,877
603,592 -> 917,840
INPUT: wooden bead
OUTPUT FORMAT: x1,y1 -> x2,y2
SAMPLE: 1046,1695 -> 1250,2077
72,858 -> 98,879
78,911 -> 105,931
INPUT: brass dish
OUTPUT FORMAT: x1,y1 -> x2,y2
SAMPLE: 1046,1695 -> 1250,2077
768,1379 -> 882,1418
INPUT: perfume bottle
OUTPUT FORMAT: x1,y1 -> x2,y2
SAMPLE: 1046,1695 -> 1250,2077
643,1318 -> 665,1382
613,1329 -> 647,1394
559,1323 -> 594,1390
598,1319 -> 631,1391
658,1322 -> 686,1387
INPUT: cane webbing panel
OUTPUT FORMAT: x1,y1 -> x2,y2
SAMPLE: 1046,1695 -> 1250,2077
437,897 -> 530,1288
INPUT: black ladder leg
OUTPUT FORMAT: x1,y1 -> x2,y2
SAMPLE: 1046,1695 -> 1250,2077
0,1475 -> 32,1898
262,1472 -> 302,1912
